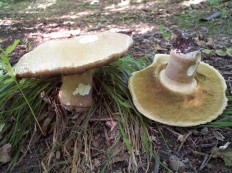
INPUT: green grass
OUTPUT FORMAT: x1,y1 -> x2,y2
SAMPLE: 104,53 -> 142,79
0,41 -> 60,167
0,41 -> 232,171
93,56 -> 154,171
172,10 -> 232,36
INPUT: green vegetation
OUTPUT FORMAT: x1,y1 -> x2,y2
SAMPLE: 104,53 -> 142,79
0,41 -> 231,171
0,41 -> 154,170
0,40 -> 60,167
173,12 -> 232,36
172,0 -> 232,36
0,0 -> 25,7
159,25 -> 171,38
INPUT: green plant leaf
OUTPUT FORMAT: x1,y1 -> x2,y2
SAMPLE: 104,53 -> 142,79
159,25 -> 171,38
226,48 -> 232,57
220,149 -> 232,166
0,40 -> 19,77
221,9 -> 228,19
0,122 -> 5,133
163,32 -> 171,38
2,39 -> 20,57
118,100 -> 132,109
159,25 -> 164,32
216,49 -> 227,57
202,49 -> 214,55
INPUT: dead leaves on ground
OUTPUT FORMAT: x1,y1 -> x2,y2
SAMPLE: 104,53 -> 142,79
0,144 -> 12,163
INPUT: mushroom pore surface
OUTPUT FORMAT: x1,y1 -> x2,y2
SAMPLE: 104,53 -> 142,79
129,53 -> 227,126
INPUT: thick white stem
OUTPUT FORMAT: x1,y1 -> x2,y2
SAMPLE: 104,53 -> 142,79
159,50 -> 201,95
59,71 -> 93,111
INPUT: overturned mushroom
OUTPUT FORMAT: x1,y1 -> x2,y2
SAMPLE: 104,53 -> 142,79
15,32 -> 133,111
129,49 -> 227,126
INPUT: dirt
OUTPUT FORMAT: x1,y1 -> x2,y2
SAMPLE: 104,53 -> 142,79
0,0 -> 232,172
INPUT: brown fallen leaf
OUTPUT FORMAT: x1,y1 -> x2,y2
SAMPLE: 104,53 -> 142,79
0,144 -> 13,163
154,44 -> 167,51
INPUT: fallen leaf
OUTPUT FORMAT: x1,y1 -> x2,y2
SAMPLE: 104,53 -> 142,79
226,48 -> 232,57
178,134 -> 184,142
206,38 -> 215,48
0,144 -> 12,163
220,149 -> 232,166
169,155 -> 186,172
216,49 -> 227,57
41,116 -> 53,135
202,49 -> 214,55
154,44 -> 167,51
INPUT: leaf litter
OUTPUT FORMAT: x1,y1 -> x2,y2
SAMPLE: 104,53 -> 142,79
0,0 -> 232,172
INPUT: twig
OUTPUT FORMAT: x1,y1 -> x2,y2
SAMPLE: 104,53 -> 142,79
192,150 -> 218,159
178,131 -> 192,152
199,154 -> 209,170
164,126 -> 181,136
41,161 -> 49,173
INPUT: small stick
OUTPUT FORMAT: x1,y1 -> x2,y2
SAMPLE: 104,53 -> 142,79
178,131 -> 192,152
199,154 -> 209,170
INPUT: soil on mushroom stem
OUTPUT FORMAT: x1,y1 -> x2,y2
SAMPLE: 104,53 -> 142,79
0,0 -> 232,172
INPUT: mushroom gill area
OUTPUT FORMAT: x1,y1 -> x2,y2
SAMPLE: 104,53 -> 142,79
129,55 -> 227,126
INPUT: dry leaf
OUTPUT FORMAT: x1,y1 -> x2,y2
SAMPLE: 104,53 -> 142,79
154,44 -> 167,51
0,144 -> 12,163
178,134 -> 184,142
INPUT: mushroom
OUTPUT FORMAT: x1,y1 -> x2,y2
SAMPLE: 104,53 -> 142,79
15,32 -> 133,111
129,49 -> 228,126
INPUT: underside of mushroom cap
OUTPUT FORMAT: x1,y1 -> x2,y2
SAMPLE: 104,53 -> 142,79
15,32 -> 133,78
129,54 -> 228,127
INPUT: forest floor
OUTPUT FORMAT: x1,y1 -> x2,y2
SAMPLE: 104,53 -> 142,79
0,0 -> 232,172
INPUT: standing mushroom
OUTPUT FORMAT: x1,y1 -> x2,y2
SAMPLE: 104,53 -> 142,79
15,32 -> 133,111
129,49 -> 228,126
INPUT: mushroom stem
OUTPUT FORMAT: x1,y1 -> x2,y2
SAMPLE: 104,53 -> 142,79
159,49 -> 201,94
59,70 -> 93,111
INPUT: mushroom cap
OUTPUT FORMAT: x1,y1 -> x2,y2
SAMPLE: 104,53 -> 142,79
15,32 -> 133,78
129,54 -> 228,127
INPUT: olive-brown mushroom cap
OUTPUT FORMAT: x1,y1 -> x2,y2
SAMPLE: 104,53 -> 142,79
15,32 -> 133,78
129,54 -> 228,127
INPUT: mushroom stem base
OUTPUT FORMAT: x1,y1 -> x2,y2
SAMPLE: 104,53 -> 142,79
159,70 -> 197,95
59,71 -> 93,111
